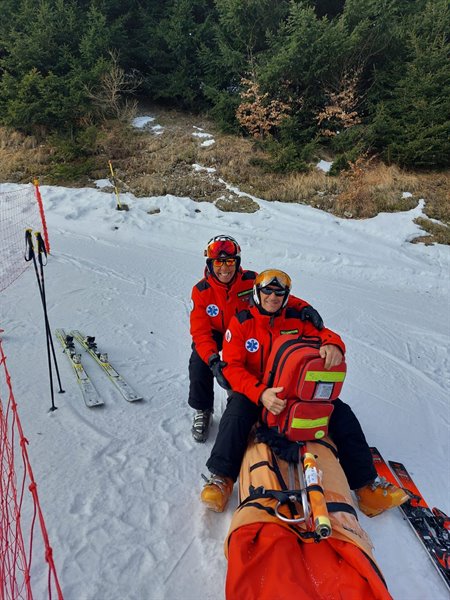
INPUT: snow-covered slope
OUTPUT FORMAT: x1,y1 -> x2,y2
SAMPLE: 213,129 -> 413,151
1,182 -> 449,600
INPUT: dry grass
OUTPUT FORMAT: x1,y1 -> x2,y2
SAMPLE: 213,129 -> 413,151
412,217 -> 450,245
0,106 -> 448,244
0,127 -> 52,182
414,173 -> 450,225
334,160 -> 421,218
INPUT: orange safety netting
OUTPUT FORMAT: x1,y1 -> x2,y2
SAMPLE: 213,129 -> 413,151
0,183 -> 50,294
0,338 -> 63,599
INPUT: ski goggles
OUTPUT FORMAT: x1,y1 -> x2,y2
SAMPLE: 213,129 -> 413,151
212,258 -> 237,267
260,286 -> 286,297
255,269 -> 291,291
205,238 -> 239,259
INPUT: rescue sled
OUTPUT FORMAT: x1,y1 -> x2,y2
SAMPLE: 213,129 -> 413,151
225,435 -> 393,600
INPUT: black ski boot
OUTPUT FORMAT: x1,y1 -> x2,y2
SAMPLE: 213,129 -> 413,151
192,409 -> 213,443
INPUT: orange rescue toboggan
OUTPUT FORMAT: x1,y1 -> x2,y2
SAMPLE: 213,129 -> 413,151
224,336 -> 393,600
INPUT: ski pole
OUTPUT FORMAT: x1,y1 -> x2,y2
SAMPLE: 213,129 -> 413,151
301,448 -> 332,539
35,232 -> 65,396
26,229 -> 55,410
25,230 -> 64,411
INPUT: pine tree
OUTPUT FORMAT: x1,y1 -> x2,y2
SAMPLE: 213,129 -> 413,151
369,0 -> 450,167
199,0 -> 289,128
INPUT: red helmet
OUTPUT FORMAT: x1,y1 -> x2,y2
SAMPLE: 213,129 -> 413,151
205,235 -> 241,272
253,269 -> 291,312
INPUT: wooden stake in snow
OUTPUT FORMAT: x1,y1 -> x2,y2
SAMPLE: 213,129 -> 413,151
108,160 -> 129,211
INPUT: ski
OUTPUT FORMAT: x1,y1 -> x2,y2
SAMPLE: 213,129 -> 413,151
54,329 -> 103,408
370,448 -> 450,590
388,459 -> 450,587
70,330 -> 142,402
432,507 -> 450,531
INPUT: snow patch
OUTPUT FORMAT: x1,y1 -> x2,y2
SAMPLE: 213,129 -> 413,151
316,160 -> 333,173
192,163 -> 216,173
94,179 -> 112,189
132,115 -> 164,135
193,132 -> 213,139
132,116 -> 155,128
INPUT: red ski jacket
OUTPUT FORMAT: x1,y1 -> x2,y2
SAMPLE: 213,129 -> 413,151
222,304 -> 346,405
190,268 -> 310,364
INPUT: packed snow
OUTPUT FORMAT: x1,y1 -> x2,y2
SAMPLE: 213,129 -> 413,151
0,180 -> 449,600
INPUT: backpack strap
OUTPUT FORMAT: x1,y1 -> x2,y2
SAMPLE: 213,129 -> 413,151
266,336 -> 321,387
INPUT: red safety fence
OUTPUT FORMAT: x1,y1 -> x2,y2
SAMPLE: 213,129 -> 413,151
0,337 -> 63,599
0,182 -> 50,293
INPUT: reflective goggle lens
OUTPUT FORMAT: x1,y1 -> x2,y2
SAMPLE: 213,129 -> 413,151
255,269 -> 291,290
206,240 -> 237,259
212,258 -> 237,267
260,287 -> 286,297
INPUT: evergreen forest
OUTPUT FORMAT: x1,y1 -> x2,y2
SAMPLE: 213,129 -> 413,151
0,0 -> 449,171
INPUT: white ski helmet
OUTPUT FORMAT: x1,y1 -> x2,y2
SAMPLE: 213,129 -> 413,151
253,269 -> 291,312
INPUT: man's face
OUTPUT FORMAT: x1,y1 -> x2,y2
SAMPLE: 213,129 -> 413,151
260,286 -> 285,313
212,258 -> 237,284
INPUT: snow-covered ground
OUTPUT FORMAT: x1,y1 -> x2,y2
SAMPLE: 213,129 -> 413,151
0,180 -> 449,600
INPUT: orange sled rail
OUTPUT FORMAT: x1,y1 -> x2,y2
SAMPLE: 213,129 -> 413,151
225,436 -> 393,600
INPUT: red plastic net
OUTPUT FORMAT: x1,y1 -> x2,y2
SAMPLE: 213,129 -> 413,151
0,338 -> 63,599
0,184 -> 49,293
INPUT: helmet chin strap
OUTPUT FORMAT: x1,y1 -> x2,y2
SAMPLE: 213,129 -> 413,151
255,304 -> 283,317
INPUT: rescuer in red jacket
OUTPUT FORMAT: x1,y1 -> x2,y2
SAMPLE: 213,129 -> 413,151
189,236 -> 324,442
200,269 -> 409,515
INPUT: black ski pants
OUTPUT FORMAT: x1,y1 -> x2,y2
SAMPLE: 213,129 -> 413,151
188,330 -> 223,411
206,395 -> 377,489
328,399 -> 377,489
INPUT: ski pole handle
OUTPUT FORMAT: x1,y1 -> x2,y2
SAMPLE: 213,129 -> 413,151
302,451 -> 332,539
36,231 -> 47,256
24,228 -> 34,261
35,231 -> 48,266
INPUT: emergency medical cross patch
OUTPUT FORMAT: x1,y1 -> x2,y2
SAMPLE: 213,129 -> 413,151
245,338 -> 259,352
206,304 -> 219,317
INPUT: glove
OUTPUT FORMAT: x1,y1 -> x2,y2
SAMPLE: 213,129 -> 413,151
208,354 -> 231,390
299,306 -> 324,330
255,425 -> 301,463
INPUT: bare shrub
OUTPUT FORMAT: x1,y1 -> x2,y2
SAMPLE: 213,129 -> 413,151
335,157 -> 419,218
86,51 -> 142,122
316,68 -> 363,137
236,77 -> 292,139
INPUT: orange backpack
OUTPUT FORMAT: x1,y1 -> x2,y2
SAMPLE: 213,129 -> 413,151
261,335 -> 346,441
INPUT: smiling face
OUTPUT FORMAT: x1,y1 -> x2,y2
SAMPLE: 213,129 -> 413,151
259,286 -> 285,313
212,259 -> 237,284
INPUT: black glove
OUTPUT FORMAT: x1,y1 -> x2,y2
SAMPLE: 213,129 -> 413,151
299,306 -> 324,330
255,425 -> 302,463
208,354 -> 231,390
